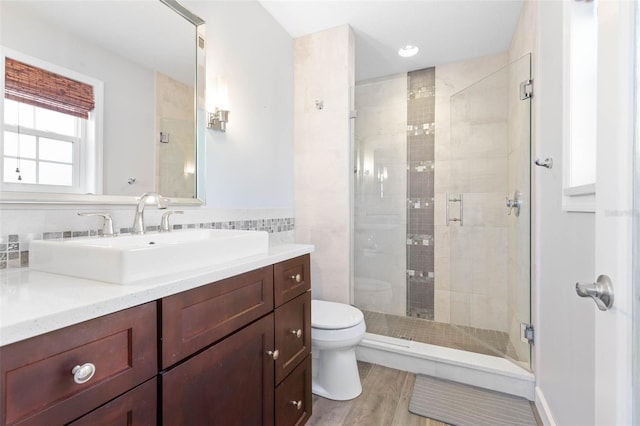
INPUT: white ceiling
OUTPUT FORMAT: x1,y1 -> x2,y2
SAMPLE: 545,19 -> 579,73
258,0 -> 524,82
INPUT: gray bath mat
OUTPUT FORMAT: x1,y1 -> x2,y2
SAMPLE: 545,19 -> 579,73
409,375 -> 537,426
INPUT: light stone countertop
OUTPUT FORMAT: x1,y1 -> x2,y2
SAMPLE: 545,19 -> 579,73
0,243 -> 314,347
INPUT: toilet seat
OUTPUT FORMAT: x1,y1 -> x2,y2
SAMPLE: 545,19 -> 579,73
312,300 -> 364,330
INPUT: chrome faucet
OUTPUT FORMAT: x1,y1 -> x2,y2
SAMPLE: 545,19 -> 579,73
132,192 -> 168,234
78,212 -> 116,237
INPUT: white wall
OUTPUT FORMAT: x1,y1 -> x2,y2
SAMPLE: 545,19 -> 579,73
184,1 -> 294,210
534,1 -> 596,424
293,25 -> 354,303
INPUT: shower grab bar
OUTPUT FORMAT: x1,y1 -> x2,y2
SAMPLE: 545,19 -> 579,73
445,193 -> 463,226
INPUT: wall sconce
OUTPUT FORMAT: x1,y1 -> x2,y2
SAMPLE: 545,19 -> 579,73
208,108 -> 229,132
208,76 -> 230,132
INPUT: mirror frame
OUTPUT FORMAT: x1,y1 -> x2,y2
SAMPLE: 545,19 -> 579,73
0,0 -> 206,205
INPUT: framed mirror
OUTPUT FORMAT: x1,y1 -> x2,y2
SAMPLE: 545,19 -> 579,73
0,0 -> 205,205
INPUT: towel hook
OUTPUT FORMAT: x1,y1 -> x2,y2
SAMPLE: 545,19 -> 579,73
534,158 -> 553,169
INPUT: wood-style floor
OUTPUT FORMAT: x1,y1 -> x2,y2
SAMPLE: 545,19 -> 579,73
309,362 -> 448,426
310,362 -> 542,426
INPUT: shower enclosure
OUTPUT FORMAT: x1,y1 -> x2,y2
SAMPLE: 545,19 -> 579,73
353,54 -> 532,370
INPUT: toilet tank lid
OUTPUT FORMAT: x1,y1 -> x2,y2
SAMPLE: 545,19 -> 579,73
311,300 -> 364,329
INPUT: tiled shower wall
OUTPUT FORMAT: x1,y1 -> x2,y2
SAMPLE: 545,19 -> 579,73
433,53 -> 509,324
447,64 -> 510,333
354,74 -> 407,316
156,71 -> 195,198
293,25 -> 354,304
406,68 -> 436,319
0,207 -> 294,270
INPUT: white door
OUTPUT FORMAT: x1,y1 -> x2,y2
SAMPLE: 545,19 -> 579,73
593,1 -> 634,424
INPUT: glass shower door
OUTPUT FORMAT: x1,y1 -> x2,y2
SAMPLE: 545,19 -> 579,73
447,54 -> 532,369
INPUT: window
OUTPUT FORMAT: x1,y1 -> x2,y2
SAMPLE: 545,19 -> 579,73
563,0 -> 598,211
1,51 -> 101,194
3,99 -> 81,187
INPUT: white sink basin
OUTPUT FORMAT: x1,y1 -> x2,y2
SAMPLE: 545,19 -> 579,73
29,229 -> 269,284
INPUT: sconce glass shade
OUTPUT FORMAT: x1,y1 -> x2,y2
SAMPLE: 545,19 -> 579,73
208,108 -> 229,132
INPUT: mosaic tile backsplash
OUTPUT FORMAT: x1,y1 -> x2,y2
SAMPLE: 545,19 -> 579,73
0,217 -> 294,270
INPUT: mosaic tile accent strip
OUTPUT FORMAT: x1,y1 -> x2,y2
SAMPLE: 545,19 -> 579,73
0,217 -> 295,270
407,67 -> 436,320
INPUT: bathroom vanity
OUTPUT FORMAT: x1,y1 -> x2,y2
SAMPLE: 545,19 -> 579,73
0,246 -> 312,426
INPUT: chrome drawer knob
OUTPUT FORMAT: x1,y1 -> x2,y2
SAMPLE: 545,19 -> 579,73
291,329 -> 302,338
291,400 -> 302,410
290,273 -> 302,283
267,349 -> 280,360
71,363 -> 96,384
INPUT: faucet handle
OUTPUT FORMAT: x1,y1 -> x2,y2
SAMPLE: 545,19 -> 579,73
159,211 -> 184,232
78,212 -> 116,237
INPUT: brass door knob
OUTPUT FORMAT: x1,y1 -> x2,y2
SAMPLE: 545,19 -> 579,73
290,273 -> 302,283
291,400 -> 302,410
291,329 -> 302,338
267,349 -> 280,360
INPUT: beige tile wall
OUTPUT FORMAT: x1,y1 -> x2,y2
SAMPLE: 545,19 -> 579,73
293,25 -> 355,304
353,74 -> 408,316
434,52 -> 509,326
155,72 -> 195,198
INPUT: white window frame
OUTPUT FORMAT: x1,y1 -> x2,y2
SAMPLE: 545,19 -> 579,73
3,115 -> 82,191
562,0 -> 598,212
0,47 -> 104,195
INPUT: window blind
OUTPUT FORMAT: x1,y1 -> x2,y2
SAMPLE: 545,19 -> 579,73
4,57 -> 95,119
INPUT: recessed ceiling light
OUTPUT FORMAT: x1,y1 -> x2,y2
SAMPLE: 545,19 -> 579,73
398,45 -> 419,58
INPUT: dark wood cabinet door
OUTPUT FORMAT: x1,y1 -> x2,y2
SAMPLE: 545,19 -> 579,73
274,291 -> 311,385
160,266 -> 274,369
161,314 -> 275,426
68,378 -> 157,426
273,255 -> 310,307
275,355 -> 312,426
0,302 -> 157,426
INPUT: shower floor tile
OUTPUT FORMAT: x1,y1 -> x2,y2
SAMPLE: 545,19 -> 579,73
362,310 -> 521,361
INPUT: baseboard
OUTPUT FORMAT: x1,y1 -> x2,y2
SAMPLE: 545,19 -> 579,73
534,386 -> 557,426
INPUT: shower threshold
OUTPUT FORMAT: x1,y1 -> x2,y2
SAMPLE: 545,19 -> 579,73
362,310 -> 520,359
356,333 -> 534,400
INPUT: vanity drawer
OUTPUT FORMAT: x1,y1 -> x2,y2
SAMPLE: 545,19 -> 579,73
274,291 -> 311,385
160,265 -> 274,369
274,255 -> 311,307
0,302 -> 157,426
68,377 -> 157,426
275,355 -> 312,426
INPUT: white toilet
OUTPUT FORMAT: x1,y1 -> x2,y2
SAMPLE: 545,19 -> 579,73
311,299 -> 366,401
